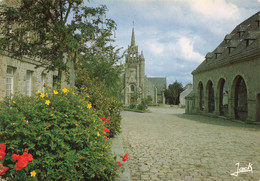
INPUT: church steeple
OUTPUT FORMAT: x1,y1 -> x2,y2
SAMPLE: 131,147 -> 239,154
131,26 -> 135,46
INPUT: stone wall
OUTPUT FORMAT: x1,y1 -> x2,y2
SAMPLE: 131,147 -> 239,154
0,54 -> 55,100
192,52 -> 260,122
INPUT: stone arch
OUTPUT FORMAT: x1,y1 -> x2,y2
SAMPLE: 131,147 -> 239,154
231,75 -> 248,121
256,93 -> 260,121
206,80 -> 215,113
217,78 -> 229,116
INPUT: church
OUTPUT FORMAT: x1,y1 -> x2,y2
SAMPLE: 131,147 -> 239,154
121,27 -> 167,105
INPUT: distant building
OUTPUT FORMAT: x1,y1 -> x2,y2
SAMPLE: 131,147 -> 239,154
121,27 -> 167,105
186,11 -> 260,122
179,83 -> 192,106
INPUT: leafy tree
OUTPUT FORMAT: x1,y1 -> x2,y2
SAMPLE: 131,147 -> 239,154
165,80 -> 184,105
0,0 -> 117,86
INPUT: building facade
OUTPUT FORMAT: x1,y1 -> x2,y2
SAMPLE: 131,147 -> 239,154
121,27 -> 166,105
180,83 -> 193,106
186,11 -> 260,122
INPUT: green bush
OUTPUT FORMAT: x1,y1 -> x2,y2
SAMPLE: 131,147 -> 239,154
0,88 -> 118,180
129,103 -> 136,109
137,103 -> 145,111
76,75 -> 122,138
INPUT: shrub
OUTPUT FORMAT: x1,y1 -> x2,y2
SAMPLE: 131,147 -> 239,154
137,103 -> 145,111
0,88 -> 118,180
129,103 -> 136,109
76,74 -> 122,138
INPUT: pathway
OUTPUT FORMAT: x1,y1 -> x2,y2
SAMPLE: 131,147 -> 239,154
120,107 -> 260,181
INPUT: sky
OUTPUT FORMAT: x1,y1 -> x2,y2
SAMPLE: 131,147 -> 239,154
87,0 -> 259,86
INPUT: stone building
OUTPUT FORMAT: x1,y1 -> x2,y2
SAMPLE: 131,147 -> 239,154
179,83 -> 192,106
0,0 -> 73,100
186,11 -> 260,122
121,27 -> 166,105
0,53 -> 56,99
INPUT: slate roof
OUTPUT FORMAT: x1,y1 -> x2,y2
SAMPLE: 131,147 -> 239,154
193,11 -> 260,75
147,77 -> 167,94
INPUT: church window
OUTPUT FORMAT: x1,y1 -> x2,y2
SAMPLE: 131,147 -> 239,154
6,67 -> 14,97
131,85 -> 135,92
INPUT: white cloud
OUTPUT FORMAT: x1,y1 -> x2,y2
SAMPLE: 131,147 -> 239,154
189,0 -> 239,20
177,37 -> 204,63
145,40 -> 164,56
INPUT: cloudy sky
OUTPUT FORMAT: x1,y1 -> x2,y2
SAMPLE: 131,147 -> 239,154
87,0 -> 259,86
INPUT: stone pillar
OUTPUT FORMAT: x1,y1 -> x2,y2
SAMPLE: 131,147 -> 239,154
247,99 -> 256,122
228,98 -> 235,119
214,95 -> 220,116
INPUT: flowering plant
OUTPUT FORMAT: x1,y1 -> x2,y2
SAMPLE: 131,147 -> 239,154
0,88 -> 119,180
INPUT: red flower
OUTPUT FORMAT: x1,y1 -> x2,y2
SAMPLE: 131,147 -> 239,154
103,119 -> 109,124
13,151 -> 34,170
0,166 -> 9,175
0,163 -> 9,175
0,143 -> 6,152
0,151 -> 5,160
123,153 -> 128,162
105,135 -> 108,140
104,127 -> 110,133
24,148 -> 28,152
15,156 -> 29,170
117,162 -> 121,167
12,154 -> 20,161
100,117 -> 106,121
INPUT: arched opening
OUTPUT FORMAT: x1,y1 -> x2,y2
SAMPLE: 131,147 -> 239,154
218,79 -> 229,116
207,80 -> 215,113
234,76 -> 248,121
256,93 -> 260,121
198,82 -> 204,110
130,85 -> 135,92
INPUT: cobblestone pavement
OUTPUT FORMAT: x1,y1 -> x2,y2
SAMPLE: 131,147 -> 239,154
121,107 -> 260,181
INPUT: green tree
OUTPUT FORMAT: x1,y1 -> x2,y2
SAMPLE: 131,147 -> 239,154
165,80 -> 184,105
0,0 -> 116,86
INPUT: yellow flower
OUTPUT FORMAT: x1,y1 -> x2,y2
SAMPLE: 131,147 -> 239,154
46,93 -> 48,97
36,90 -> 42,94
30,170 -> 36,177
51,114 -> 54,117
86,94 -> 90,98
40,93 -> 45,98
97,132 -> 100,137
45,100 -> 50,105
62,88 -> 68,93
24,120 -> 29,124
87,104 -> 92,109
38,136 -> 41,140
53,90 -> 58,95
12,101 -> 16,103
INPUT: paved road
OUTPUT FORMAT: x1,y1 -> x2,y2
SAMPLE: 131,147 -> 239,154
120,107 -> 260,181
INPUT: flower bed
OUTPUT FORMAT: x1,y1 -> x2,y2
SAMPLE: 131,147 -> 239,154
0,88 -> 118,180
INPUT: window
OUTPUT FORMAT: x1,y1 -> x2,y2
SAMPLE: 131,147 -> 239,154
6,67 -> 14,97
131,85 -> 135,92
53,75 -> 58,89
41,73 -> 46,92
26,71 -> 33,96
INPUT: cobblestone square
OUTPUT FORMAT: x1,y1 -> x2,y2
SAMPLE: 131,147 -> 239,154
121,107 -> 260,181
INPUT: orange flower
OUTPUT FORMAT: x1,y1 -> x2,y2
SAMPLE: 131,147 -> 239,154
123,153 -> 128,162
